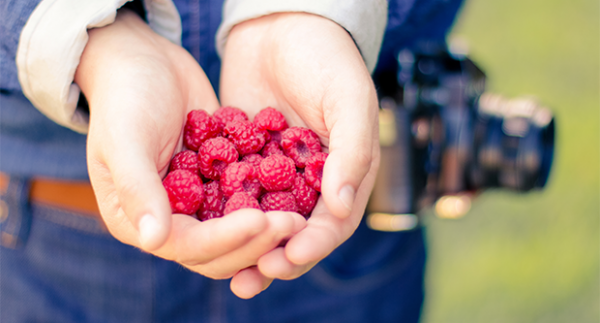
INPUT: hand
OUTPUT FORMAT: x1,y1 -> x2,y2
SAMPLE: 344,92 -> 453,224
75,9 -> 306,298
220,13 -> 380,292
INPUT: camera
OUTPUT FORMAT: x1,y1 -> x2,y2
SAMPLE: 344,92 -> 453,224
366,41 -> 556,231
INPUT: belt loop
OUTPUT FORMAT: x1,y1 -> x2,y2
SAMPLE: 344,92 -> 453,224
0,176 -> 33,249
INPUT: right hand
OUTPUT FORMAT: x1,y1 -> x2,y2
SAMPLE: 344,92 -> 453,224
219,13 -> 380,292
75,9 -> 305,298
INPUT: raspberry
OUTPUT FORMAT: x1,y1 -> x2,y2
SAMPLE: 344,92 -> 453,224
260,191 -> 298,213
183,110 -> 221,151
254,107 -> 288,131
220,162 -> 262,199
290,172 -> 319,217
198,180 -> 225,221
261,140 -> 284,158
258,155 -> 296,192
224,120 -> 267,155
281,127 -> 321,168
241,154 -> 264,169
163,170 -> 204,215
199,210 -> 222,221
169,150 -> 199,174
213,106 -> 248,127
304,152 -> 327,192
198,137 -> 239,180
224,192 -> 260,215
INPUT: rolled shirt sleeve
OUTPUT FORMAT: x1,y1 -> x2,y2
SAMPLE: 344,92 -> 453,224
216,0 -> 388,73
16,0 -> 387,133
16,0 -> 182,133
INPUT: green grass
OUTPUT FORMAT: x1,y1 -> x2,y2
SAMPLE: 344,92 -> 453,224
421,0 -> 600,322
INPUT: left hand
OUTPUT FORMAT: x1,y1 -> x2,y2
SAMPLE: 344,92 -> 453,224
220,13 -> 381,296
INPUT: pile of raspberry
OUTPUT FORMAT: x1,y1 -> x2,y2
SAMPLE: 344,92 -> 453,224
163,106 -> 327,221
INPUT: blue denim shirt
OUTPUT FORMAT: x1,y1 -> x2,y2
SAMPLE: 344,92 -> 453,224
0,2 -> 462,322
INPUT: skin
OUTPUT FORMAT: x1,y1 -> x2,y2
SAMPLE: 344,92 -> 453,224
221,13 -> 380,296
75,9 -> 379,299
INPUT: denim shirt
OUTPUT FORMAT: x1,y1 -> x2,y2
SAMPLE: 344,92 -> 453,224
0,0 -> 463,179
0,2 -> 463,322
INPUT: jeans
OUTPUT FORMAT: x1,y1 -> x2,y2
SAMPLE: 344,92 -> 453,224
1,176 -> 426,323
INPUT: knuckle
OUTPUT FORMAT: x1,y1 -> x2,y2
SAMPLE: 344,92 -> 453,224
117,176 -> 143,201
353,149 -> 373,171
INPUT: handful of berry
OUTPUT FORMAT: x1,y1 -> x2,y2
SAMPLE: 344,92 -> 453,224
163,107 -> 327,221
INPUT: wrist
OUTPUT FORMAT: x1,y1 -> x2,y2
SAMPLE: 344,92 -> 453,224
217,0 -> 387,72
227,12 -> 356,55
224,12 -> 366,84
74,9 -> 176,106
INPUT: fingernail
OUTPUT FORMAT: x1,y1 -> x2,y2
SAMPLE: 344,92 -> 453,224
338,185 -> 355,212
138,213 -> 161,250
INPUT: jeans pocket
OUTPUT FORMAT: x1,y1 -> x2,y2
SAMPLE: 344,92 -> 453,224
307,219 -> 426,295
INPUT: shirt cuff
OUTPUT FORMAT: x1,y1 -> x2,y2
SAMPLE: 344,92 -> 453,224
216,0 -> 388,73
16,0 -> 182,134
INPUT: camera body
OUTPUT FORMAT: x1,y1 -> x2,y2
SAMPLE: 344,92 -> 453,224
367,42 -> 555,229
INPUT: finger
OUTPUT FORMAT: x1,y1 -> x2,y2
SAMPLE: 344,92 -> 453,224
257,247 -> 313,280
287,139 -> 379,264
321,91 -> 379,219
163,210 -> 267,266
187,211 -> 306,277
230,266 -> 273,299
104,133 -> 177,251
284,196 -> 363,266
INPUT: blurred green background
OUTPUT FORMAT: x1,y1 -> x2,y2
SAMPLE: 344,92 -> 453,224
421,0 -> 600,322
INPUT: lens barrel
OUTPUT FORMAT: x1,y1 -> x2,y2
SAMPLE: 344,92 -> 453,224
470,94 -> 555,191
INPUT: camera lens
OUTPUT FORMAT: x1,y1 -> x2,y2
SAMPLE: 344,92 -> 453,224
469,94 -> 555,191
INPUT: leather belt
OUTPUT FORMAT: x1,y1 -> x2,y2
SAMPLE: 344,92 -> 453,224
0,173 -> 101,218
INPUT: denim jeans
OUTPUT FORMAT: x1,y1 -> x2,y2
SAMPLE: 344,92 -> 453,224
1,176 -> 426,323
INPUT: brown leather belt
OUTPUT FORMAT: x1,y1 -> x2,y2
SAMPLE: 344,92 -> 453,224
0,173 -> 101,218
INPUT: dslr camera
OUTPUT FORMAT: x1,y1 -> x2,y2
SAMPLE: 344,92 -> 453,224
367,41 -> 556,231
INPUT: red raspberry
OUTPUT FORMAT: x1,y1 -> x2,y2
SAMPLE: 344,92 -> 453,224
198,180 -> 225,221
224,192 -> 260,215
183,110 -> 222,151
220,162 -> 262,199
224,120 -> 267,155
304,152 -> 327,192
241,154 -> 264,169
199,210 -> 222,221
163,170 -> 204,215
260,191 -> 298,213
258,155 -> 296,192
281,127 -> 321,168
198,137 -> 239,180
213,106 -> 248,127
169,150 -> 199,174
261,140 -> 284,158
254,107 -> 288,131
290,172 -> 319,217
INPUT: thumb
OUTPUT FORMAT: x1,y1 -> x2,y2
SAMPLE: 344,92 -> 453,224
109,145 -> 173,251
321,99 -> 379,219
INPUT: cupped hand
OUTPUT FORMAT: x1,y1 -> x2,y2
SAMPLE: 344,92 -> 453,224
75,9 -> 305,298
220,13 -> 380,290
